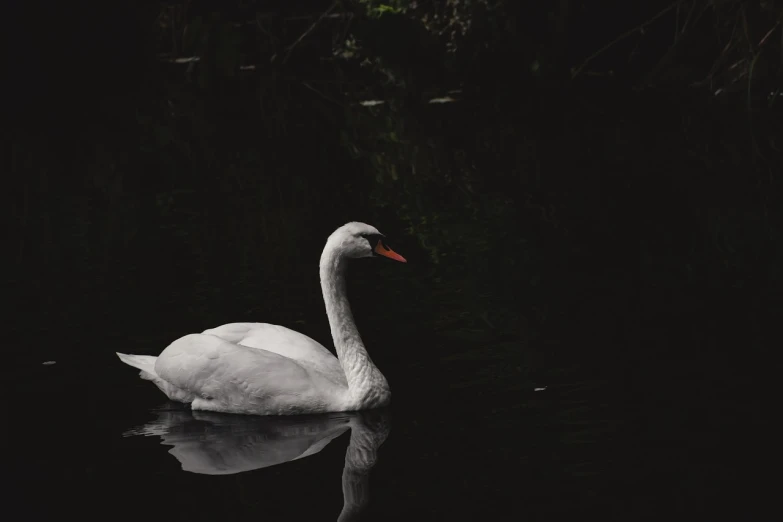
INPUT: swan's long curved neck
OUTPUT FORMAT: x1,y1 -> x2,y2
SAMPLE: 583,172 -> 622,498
320,246 -> 389,408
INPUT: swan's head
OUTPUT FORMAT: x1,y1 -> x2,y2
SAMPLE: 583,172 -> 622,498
326,222 -> 407,263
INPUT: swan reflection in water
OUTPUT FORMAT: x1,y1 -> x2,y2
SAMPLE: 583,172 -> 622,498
124,404 -> 390,521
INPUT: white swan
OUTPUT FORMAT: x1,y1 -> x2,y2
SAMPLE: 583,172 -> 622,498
117,222 -> 406,416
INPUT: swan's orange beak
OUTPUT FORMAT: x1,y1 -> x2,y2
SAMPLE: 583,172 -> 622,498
374,241 -> 407,263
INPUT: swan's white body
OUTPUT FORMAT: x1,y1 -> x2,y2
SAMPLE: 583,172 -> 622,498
117,222 -> 405,416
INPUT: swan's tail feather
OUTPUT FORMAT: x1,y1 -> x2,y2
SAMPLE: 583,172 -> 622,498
116,352 -> 196,404
116,352 -> 158,381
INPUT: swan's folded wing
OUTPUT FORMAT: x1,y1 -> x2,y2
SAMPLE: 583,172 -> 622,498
203,322 -> 343,379
201,322 -> 262,343
154,334 -> 338,414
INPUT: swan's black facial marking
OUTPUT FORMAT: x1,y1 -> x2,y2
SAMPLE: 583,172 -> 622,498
360,231 -> 407,263
360,233 -> 388,255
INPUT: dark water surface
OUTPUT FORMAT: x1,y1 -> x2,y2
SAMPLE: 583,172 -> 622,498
7,269 -> 770,521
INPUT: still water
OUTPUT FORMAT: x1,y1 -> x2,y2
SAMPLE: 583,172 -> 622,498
8,319 -> 760,521
7,243 -> 766,521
